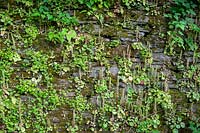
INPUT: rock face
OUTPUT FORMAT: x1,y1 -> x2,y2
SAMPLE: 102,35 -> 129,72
78,13 -> 173,90
50,11 -> 199,92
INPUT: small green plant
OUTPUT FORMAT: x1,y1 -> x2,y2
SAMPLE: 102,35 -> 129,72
93,42 -> 109,66
0,48 -> 22,132
0,48 -> 21,88
70,37 -> 95,71
166,114 -> 185,133
147,88 -> 173,110
66,93 -> 90,132
68,94 -> 89,112
189,121 -> 200,133
72,54 -> 89,71
131,42 -> 153,64
0,12 -> 13,26
106,40 -> 120,48
122,0 -> 146,9
126,88 -> 137,110
25,50 -> 53,86
115,56 -> 132,83
47,28 -> 67,44
30,1 -> 77,26
98,105 -> 125,131
136,115 -> 160,132
164,0 -> 200,55
186,91 -> 200,103
95,79 -> 108,94
16,0 -> 33,7
77,0 -> 113,10
66,125 -> 79,133
133,67 -> 150,85
24,25 -> 38,46
0,79 -> 61,132
127,116 -> 138,128
48,28 -> 73,64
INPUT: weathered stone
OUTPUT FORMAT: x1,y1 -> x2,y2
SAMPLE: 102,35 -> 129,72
52,117 -> 60,123
137,16 -> 149,23
54,78 -> 70,89
89,66 -> 106,78
109,66 -> 119,77
119,82 -> 127,88
153,53 -> 171,63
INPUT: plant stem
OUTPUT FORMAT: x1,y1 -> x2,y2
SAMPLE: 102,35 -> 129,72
154,99 -> 157,114
120,88 -> 125,105
72,109 -> 76,127
102,95 -> 104,108
79,68 -> 82,80
116,76 -> 119,101
19,98 -> 23,131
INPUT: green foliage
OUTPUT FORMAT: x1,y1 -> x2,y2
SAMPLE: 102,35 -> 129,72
66,125 -> 79,133
136,115 -> 160,132
68,94 -> 89,112
126,88 -> 137,109
77,0 -> 113,10
47,28 -> 67,44
133,67 -> 150,85
166,115 -> 185,133
179,64 -> 200,91
189,121 -> 200,133
132,42 -> 153,64
71,38 -> 94,71
0,0 -> 200,132
32,9 -> 77,25
25,25 -> 38,39
0,12 -> 13,26
24,25 -> 38,46
25,50 -> 52,85
95,79 -> 108,94
16,80 -> 60,107
116,56 -> 132,83
106,40 -> 120,48
0,79 -> 61,132
0,96 -> 22,132
186,91 -> 200,102
0,48 -> 21,86
147,88 -> 173,110
72,55 -> 88,71
16,0 -> 34,7
47,28 -> 77,44
98,105 -> 125,131
164,0 -> 200,55
122,0 -> 146,9
30,1 -> 78,26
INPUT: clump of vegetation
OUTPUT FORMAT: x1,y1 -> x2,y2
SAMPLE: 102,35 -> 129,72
164,0 -> 200,55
